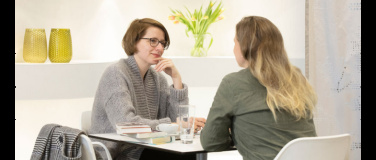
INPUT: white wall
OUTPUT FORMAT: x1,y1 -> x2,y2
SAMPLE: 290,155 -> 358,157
15,0 -> 305,159
15,0 -> 305,62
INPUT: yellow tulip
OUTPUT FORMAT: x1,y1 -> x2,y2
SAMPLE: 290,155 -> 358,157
217,16 -> 224,20
191,16 -> 196,21
168,15 -> 175,20
203,16 -> 208,19
173,20 -> 179,24
220,8 -> 225,13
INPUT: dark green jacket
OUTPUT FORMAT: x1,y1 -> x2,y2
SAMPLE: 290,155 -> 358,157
200,68 -> 316,160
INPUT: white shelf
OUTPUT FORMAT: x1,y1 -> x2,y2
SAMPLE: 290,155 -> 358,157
15,60 -> 114,100
15,57 -> 304,100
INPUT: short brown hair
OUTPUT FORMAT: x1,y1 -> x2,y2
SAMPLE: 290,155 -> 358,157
122,18 -> 170,55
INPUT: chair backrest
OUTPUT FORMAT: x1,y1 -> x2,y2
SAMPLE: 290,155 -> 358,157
274,133 -> 351,160
81,110 -> 92,133
80,112 -> 113,160
80,134 -> 97,160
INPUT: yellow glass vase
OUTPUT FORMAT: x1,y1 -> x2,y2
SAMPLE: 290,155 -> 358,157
48,28 -> 72,63
23,28 -> 47,63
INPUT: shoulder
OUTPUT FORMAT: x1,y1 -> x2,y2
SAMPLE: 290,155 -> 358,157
110,59 -> 129,72
222,68 -> 255,86
103,59 -> 125,71
102,59 -> 130,77
215,69 -> 247,96
220,68 -> 264,94
98,59 -> 133,90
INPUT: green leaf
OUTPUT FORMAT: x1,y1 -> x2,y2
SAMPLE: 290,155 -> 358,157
184,6 -> 192,17
185,28 -> 190,37
170,0 -> 224,51
206,33 -> 214,50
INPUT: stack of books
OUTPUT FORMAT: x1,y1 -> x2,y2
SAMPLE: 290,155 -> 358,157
116,122 -> 152,134
122,132 -> 173,145
116,122 -> 172,145
123,130 -> 168,138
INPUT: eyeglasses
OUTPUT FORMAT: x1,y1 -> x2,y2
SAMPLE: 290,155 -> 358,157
140,38 -> 169,50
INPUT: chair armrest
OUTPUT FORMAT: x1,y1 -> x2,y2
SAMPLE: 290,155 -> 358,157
92,142 -> 113,160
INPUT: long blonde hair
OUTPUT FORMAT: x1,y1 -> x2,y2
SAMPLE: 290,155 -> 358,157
236,16 -> 317,120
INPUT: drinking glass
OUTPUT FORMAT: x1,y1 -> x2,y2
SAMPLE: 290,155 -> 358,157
178,105 -> 196,144
23,28 -> 47,63
48,28 -> 72,63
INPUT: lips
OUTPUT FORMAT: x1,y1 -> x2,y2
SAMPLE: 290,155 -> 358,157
151,53 -> 161,58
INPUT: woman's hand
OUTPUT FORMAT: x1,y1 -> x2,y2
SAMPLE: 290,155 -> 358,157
154,57 -> 178,77
154,57 -> 183,89
175,117 -> 207,133
194,117 -> 206,133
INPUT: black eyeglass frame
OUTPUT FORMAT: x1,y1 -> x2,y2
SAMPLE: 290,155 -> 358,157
140,38 -> 169,50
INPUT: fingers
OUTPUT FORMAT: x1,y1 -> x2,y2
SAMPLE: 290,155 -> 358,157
154,58 -> 169,69
194,124 -> 201,133
195,118 -> 206,127
194,127 -> 201,133
176,117 -> 207,133
194,117 -> 207,133
195,117 -> 206,124
194,124 -> 204,133
155,63 -> 168,72
195,121 -> 205,128
154,58 -> 174,72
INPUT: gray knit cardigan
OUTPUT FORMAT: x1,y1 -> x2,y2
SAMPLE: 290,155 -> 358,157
31,124 -> 85,160
88,55 -> 189,159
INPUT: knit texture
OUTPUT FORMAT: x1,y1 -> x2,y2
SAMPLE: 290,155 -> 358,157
89,55 -> 189,159
31,124 -> 85,160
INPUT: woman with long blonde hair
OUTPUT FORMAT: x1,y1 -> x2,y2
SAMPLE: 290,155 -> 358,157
200,16 -> 317,160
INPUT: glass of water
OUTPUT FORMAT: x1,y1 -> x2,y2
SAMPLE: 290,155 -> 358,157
178,105 -> 196,144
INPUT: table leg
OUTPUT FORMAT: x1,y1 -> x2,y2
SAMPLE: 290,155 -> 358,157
196,153 -> 207,160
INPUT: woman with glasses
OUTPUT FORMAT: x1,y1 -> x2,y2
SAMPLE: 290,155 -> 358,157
89,18 -> 206,160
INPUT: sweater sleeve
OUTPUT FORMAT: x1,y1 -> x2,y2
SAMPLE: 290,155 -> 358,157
200,76 -> 234,151
167,83 -> 189,122
157,73 -> 189,123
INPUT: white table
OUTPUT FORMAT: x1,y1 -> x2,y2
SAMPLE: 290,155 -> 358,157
89,133 -> 208,160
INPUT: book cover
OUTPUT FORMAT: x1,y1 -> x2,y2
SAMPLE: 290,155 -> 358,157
116,127 -> 152,134
122,130 -> 168,138
116,122 -> 152,134
137,136 -> 173,145
116,122 -> 150,129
